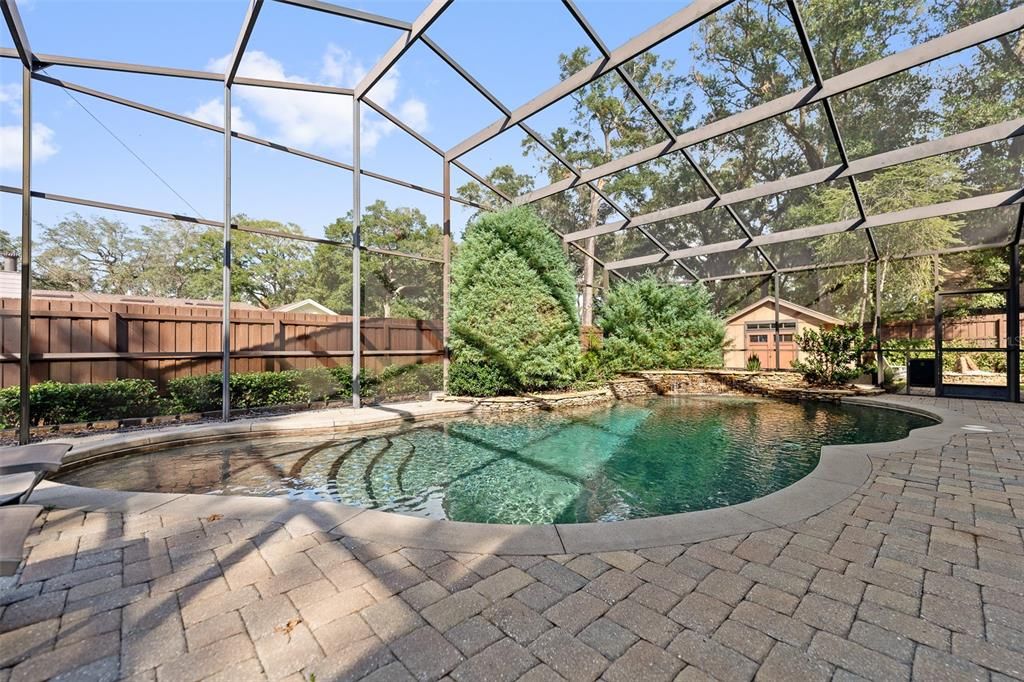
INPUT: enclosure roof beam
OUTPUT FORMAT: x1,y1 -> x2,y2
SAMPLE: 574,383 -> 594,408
564,240 -> 627,282
234,223 -> 443,263
785,0 -> 877,261
33,73 -> 222,131
225,0 -> 264,86
704,240 -> 1018,282
353,0 -> 452,100
515,6 -> 1024,205
560,0 -> 677,141
0,185 -> 446,265
446,0 -> 735,159
561,118 -> 1023,242
230,76 -> 351,95
273,0 -> 411,30
28,73 -> 488,211
360,93 -> 506,209
421,34 -> 599,208
0,0 -> 32,69
450,161 -> 513,204
421,35 -> 510,117
421,32 -> 606,214
0,185 -> 224,227
0,48 -> 355,95
332,89 -> 503,210
558,0 -> 775,275
604,189 -> 1024,270
677,147 -> 779,272
420,32 -> 649,280
362,95 -> 444,156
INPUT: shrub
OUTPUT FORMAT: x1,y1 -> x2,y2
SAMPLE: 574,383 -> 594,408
0,379 -> 162,429
596,276 -> 726,372
165,374 -> 221,413
373,362 -> 443,400
448,206 -> 581,396
1,364 -> 444,429
746,354 -> 762,371
574,349 -> 613,389
793,325 -> 876,386
167,367 -> 342,413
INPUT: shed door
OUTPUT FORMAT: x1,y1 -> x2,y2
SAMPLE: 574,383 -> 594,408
745,321 -> 797,369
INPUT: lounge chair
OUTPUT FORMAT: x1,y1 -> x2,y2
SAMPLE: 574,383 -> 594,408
0,443 -> 72,506
0,505 -> 42,576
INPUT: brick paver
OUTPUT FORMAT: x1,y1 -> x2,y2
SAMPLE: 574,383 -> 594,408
1,396 -> 1023,680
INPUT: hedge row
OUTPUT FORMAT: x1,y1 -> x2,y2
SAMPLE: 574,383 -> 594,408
0,363 -> 442,429
0,379 -> 163,430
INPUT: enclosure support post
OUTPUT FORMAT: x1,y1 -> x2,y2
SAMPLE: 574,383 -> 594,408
875,260 -> 883,386
1008,239 -> 1020,403
933,289 -> 943,396
18,65 -> 31,445
442,159 -> 451,393
773,272 -> 781,371
221,85 -> 232,421
351,97 -> 362,408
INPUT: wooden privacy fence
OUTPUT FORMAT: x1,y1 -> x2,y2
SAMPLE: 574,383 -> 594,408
0,297 -> 443,389
881,314 -> 1005,346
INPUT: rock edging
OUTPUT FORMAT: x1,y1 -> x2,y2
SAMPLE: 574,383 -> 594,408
441,370 -> 884,410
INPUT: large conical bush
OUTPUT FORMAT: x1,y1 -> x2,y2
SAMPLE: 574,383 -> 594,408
449,206 -> 580,396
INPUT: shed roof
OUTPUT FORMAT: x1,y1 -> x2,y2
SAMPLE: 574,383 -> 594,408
724,297 -> 848,327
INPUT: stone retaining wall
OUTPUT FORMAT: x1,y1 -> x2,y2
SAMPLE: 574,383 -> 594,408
441,388 -> 615,411
611,370 -> 806,397
442,370 -> 884,411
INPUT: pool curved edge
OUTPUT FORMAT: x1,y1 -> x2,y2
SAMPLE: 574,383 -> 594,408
20,396 -> 1004,555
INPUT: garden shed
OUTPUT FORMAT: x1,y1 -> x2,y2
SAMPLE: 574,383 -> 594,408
724,297 -> 847,370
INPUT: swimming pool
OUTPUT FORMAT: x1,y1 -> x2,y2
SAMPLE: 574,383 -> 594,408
57,396 -> 934,524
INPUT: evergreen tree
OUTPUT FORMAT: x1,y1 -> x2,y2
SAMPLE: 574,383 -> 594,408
597,277 -> 726,371
449,206 -> 581,396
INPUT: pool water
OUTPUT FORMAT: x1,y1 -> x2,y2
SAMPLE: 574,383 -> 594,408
57,397 -> 934,524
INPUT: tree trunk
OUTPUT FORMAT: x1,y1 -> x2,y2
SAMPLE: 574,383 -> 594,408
859,260 -> 869,328
581,130 -> 615,327
581,189 -> 602,327
875,259 -> 888,338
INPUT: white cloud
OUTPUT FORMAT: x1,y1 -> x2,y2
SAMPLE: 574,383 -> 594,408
0,122 -> 59,170
0,82 -> 58,169
200,46 -> 429,153
399,99 -> 429,134
0,83 -> 20,109
185,98 -> 258,135
320,44 -> 365,86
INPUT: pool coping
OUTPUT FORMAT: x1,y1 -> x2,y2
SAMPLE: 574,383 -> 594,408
15,395 -> 1005,555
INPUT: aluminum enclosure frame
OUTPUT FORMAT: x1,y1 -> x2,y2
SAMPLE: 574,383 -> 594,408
1,0 -> 1022,442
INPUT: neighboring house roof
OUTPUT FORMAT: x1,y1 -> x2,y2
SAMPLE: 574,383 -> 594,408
274,299 -> 339,315
724,297 -> 848,327
0,276 -> 263,310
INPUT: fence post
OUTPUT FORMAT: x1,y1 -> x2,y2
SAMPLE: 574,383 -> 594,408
275,318 -> 285,372
107,311 -> 120,381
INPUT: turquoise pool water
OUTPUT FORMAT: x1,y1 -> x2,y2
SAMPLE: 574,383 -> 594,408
58,396 -> 934,524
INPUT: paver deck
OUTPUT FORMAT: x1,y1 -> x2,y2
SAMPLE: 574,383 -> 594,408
1,395 -> 1022,681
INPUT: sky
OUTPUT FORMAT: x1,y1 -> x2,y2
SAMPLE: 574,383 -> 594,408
0,0 -> 697,245
0,0 -> 983,249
